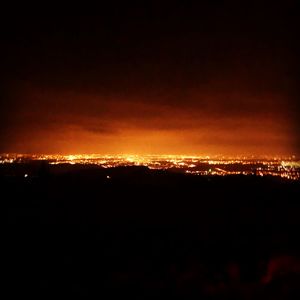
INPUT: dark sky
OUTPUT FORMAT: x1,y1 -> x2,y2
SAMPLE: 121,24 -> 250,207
1,2 -> 299,156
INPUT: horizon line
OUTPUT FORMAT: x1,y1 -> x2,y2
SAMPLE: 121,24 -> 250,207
0,152 -> 298,160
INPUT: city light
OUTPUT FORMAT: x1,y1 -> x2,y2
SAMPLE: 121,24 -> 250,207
1,154 -> 299,180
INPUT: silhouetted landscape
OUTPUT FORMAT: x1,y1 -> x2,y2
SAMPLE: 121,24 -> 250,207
2,3 -> 300,298
3,162 -> 300,298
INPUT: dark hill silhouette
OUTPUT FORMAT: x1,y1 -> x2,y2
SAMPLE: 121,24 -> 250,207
2,163 -> 300,298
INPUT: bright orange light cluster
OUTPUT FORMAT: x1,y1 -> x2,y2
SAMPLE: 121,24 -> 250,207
1,153 -> 299,180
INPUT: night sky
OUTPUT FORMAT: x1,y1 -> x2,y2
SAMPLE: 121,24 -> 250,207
1,3 -> 299,156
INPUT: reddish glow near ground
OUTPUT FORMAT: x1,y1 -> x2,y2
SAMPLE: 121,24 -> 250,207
1,87 -> 297,157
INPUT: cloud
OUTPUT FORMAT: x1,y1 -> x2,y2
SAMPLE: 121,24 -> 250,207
0,81 -> 297,155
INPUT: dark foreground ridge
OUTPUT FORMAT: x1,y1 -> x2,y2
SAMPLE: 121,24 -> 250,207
3,162 -> 300,298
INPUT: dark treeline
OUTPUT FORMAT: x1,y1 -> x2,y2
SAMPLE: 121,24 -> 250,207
3,163 -> 300,298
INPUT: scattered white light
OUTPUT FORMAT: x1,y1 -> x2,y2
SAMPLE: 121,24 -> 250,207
24,174 -> 28,178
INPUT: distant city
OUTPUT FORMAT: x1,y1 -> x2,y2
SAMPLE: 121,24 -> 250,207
1,153 -> 299,180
